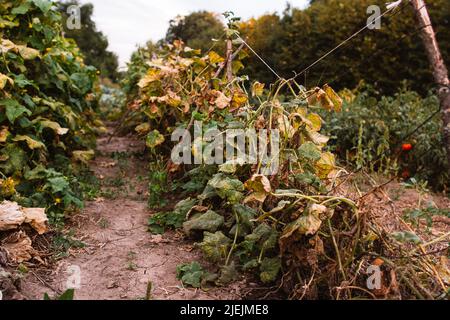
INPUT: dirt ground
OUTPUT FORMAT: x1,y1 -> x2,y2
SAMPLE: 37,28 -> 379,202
20,131 -> 246,300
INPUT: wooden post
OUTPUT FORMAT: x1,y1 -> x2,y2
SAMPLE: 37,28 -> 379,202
226,39 -> 233,82
411,0 -> 450,171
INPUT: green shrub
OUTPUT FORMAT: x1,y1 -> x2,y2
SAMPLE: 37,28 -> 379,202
323,86 -> 448,190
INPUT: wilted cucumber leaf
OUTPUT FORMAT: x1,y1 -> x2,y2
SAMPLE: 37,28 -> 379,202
260,257 -> 281,283
207,173 -> 244,204
0,126 -> 10,142
306,113 -> 322,132
146,130 -> 165,148
198,231 -> 231,263
241,223 -> 278,253
280,204 -> 328,252
214,91 -> 231,109
217,262 -> 238,285
183,210 -> 224,236
36,119 -> 69,135
244,174 -> 271,203
12,135 -> 45,150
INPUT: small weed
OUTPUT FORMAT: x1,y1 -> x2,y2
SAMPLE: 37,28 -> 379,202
98,217 -> 110,229
52,230 -> 85,259
404,205 -> 450,229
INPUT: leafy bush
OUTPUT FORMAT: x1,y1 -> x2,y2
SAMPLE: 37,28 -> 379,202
0,0 -> 100,224
322,85 -> 449,190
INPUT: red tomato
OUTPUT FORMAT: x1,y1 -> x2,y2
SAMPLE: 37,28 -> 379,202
402,143 -> 412,151
401,169 -> 410,179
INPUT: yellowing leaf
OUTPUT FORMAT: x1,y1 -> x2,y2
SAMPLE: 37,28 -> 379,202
18,45 -> 40,60
135,122 -> 151,135
251,81 -> 265,97
72,150 -> 95,164
315,152 -> 335,178
308,88 -> 333,111
323,84 -> 343,112
231,92 -> 248,109
13,135 -> 45,150
38,119 -> 69,135
0,73 -> 14,89
306,113 -> 322,132
0,39 -> 16,53
138,69 -> 160,88
0,177 -> 16,197
208,51 -> 225,64
0,126 -> 9,142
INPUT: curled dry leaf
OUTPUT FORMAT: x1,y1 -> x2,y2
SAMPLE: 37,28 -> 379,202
214,90 -> 231,109
0,201 -> 25,231
244,174 -> 271,203
22,207 -> 48,235
0,201 -> 47,234
2,231 -> 34,263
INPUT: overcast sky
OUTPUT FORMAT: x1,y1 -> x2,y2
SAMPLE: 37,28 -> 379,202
78,0 -> 309,68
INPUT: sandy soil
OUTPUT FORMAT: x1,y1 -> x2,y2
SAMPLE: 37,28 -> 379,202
20,131 -> 244,300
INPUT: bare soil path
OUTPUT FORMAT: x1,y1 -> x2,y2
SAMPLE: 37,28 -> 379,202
22,129 -> 243,300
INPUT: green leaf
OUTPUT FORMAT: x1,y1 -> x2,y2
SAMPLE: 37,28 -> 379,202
58,289 -> 75,300
298,142 -> 322,161
1,99 -> 32,124
391,231 -> 422,245
176,262 -> 205,288
0,144 -> 27,175
31,0 -> 53,13
46,177 -> 70,193
12,3 -> 31,15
